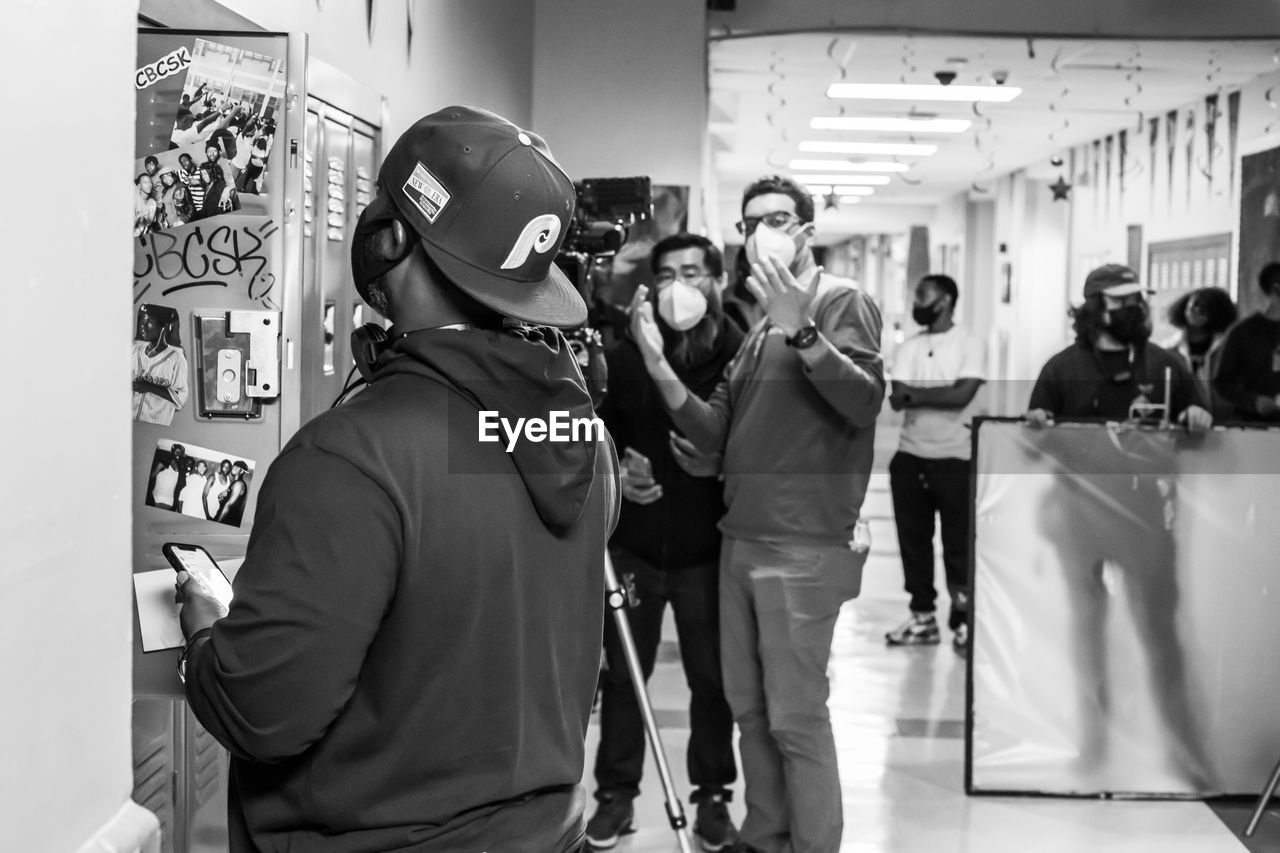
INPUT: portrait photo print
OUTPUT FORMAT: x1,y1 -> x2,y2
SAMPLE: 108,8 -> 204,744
132,302 -> 189,426
145,438 -> 256,528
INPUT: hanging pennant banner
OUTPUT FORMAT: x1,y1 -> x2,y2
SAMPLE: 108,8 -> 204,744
1185,108 -> 1197,205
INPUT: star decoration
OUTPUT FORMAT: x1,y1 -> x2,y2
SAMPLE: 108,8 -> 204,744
1050,175 -> 1072,201
824,191 -> 840,211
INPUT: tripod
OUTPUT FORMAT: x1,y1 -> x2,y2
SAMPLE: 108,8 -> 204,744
602,550 -> 696,853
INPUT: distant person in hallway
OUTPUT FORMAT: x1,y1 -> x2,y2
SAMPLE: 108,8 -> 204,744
1212,262 -> 1280,422
1025,263 -> 1215,789
631,173 -> 884,853
586,234 -> 743,851
1163,286 -> 1237,421
884,273 -> 985,655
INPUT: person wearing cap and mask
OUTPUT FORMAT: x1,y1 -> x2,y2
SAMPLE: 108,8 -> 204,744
173,106 -> 619,853
1026,264 -> 1211,429
884,274 -> 986,654
585,233 -> 744,850
1024,263 -> 1215,790
631,174 -> 884,853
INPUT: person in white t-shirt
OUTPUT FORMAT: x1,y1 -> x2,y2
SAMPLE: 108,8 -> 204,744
884,274 -> 986,653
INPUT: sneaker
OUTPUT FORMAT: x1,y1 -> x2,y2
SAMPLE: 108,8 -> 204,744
693,791 -> 739,851
885,612 -> 940,646
953,622 -> 970,654
585,795 -> 635,849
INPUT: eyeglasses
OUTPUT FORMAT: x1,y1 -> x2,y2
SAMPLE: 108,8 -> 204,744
654,268 -> 711,287
735,210 -> 802,235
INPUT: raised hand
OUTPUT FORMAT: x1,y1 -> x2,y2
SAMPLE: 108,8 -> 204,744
744,256 -> 821,338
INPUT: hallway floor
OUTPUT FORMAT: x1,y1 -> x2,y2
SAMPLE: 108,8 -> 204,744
581,470 -> 1275,852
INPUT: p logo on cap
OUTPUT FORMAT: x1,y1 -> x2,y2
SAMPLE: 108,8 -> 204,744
501,214 -> 563,270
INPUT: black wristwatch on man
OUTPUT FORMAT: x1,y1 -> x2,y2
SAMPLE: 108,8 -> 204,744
785,324 -> 819,349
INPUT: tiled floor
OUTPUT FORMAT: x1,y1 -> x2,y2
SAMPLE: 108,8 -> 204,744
581,468 -> 1265,852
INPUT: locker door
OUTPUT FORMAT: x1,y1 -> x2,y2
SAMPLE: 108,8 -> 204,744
132,27 -> 306,853
298,99 -> 382,426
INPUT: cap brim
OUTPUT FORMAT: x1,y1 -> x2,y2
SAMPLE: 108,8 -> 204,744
420,242 -> 588,328
1101,282 -> 1151,296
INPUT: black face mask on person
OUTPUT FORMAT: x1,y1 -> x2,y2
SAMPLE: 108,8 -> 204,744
351,193 -> 416,317
1104,303 -> 1151,344
912,300 -> 945,327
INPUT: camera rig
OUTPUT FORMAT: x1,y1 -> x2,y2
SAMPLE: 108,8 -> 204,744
557,177 -> 653,407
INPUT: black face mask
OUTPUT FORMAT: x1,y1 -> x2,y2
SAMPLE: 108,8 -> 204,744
351,191 -> 417,311
1104,304 -> 1151,344
912,301 -> 942,327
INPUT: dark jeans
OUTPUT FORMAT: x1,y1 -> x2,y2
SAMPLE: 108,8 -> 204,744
888,451 -> 971,629
594,548 -> 737,801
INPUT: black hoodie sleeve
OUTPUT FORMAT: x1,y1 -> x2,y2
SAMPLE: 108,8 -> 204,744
184,445 -> 400,763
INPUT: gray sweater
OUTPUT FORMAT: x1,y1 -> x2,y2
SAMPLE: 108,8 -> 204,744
670,275 -> 884,546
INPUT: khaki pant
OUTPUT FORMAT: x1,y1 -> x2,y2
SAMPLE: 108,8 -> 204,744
719,536 -> 865,853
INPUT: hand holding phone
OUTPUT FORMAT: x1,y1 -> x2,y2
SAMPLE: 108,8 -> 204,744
622,447 -> 654,483
163,543 -> 233,633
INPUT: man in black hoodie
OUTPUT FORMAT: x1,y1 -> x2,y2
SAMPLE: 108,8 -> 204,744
586,234 -> 744,850
175,106 -> 619,853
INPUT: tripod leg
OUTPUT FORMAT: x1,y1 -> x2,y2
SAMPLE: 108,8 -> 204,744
604,551 -> 696,853
1246,754 -> 1280,837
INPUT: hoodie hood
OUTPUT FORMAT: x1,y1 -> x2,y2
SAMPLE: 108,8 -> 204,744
373,325 -> 600,531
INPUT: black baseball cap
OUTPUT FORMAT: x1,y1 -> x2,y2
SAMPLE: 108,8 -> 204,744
1083,264 -> 1152,299
374,106 -> 585,327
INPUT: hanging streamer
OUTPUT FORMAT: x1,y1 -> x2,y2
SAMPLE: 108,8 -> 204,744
1148,116 -> 1159,215
1200,93 -> 1220,186
1228,90 -> 1242,194
1264,85 -> 1279,137
1185,108 -> 1196,206
406,0 -> 416,62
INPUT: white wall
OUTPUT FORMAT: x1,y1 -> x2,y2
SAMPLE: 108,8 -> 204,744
0,1 -> 149,851
214,0 -> 536,139
532,0 -> 709,227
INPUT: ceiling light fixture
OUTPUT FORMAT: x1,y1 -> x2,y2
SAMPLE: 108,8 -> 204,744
811,116 -> 972,133
790,159 -> 910,172
799,140 -> 938,156
826,83 -> 1021,102
790,173 -> 890,185
805,184 -> 874,196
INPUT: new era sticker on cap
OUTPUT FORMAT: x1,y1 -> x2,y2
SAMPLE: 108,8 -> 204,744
403,162 -> 451,223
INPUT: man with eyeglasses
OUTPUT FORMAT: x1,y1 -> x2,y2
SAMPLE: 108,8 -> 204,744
630,174 -> 885,853
586,233 -> 745,851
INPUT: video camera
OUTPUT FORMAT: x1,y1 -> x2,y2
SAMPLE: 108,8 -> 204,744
560,176 -> 653,259
557,177 -> 652,409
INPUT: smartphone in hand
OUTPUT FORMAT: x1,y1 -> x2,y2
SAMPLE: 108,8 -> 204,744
162,542 -> 234,609
622,447 -> 654,483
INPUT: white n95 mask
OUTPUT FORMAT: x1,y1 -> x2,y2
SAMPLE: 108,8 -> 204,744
657,282 -> 708,331
745,223 -> 798,270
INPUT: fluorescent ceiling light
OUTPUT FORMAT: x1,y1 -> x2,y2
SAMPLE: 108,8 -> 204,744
800,140 -> 938,156
827,83 -> 1021,102
790,159 -> 909,172
811,116 -> 971,133
789,173 -> 889,185
805,185 -> 874,196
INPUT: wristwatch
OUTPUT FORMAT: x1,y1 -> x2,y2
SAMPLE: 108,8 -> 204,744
785,324 -> 819,349
176,627 -> 213,684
